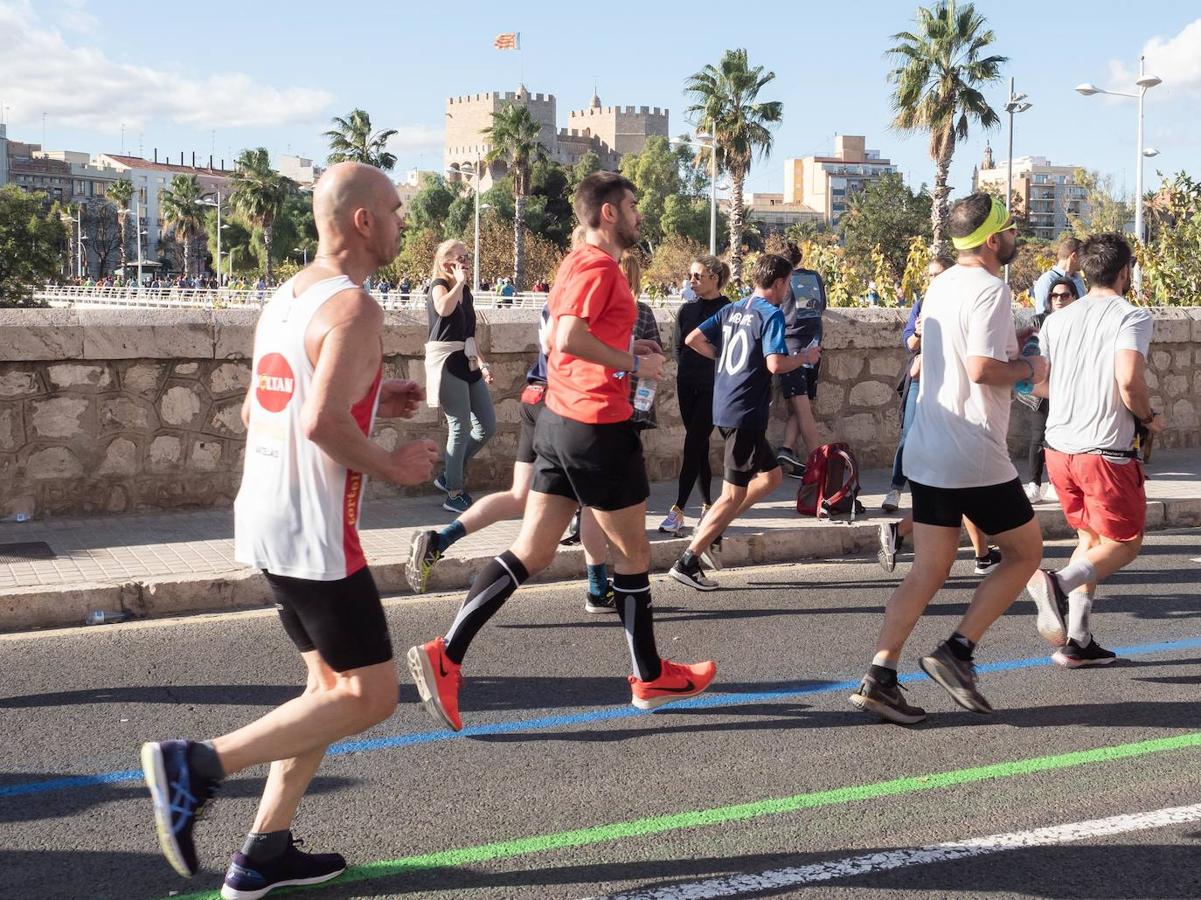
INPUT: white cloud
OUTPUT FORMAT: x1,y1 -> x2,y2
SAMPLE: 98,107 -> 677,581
386,124 -> 445,155
1108,18 -> 1201,94
57,0 -> 99,33
0,1 -> 334,132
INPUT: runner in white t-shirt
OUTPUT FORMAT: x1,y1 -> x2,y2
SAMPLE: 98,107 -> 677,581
1025,232 -> 1162,668
850,193 -> 1048,724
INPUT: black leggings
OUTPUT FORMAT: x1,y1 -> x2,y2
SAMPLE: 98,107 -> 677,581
676,382 -> 715,509
1028,403 -> 1049,485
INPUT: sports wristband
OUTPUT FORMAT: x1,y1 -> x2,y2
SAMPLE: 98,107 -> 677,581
631,355 -> 641,374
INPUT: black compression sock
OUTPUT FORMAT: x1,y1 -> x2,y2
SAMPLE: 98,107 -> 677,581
948,632 -> 976,661
613,572 -> 661,682
240,829 -> 290,862
869,664 -> 898,686
444,551 -> 529,664
186,740 -> 224,782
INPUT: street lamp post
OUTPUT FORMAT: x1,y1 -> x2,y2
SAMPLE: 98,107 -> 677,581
134,196 -> 144,289
1076,55 -> 1163,292
294,247 -> 308,266
199,191 -> 222,285
447,153 -> 482,292
693,129 -> 718,255
1003,77 -> 1033,284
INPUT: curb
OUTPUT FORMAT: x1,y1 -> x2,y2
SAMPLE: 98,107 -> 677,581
3,498 -> 1198,634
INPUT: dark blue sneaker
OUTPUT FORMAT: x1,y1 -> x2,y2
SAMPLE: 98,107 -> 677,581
221,836 -> 347,899
140,740 -> 219,877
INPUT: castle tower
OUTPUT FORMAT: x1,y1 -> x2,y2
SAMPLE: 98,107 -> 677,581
443,86 -> 558,187
982,142 -> 995,170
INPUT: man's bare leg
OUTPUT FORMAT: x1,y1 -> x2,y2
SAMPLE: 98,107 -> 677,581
872,523 -> 960,666
956,515 -> 1043,641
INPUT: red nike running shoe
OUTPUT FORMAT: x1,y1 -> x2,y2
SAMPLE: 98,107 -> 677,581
407,637 -> 462,731
629,659 -> 716,710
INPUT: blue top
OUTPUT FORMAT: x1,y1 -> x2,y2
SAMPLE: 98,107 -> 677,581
526,305 -> 551,384
903,297 -> 922,347
698,295 -> 789,430
1032,267 -> 1087,314
779,268 -> 826,352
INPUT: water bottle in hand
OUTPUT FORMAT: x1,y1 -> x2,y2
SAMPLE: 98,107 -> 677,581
633,377 -> 657,412
1014,333 -> 1041,395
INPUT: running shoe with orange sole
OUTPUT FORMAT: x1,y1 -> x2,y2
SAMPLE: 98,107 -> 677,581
629,659 -> 716,710
406,637 -> 462,731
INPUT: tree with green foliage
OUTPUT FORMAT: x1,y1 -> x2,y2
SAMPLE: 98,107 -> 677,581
229,148 -> 292,281
887,0 -> 1006,255
839,173 -> 932,279
1141,171 -> 1201,306
568,151 -> 602,195
685,48 -> 783,281
323,108 -> 398,170
159,174 -> 206,277
0,186 -> 68,307
106,178 -> 134,274
407,175 -> 458,232
620,136 -> 681,251
1068,168 -> 1133,235
484,104 -> 549,289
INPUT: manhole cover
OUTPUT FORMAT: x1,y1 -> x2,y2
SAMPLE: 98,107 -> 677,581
0,542 -> 56,563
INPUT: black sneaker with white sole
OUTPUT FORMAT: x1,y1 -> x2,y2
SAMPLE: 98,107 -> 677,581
877,521 -> 902,573
669,553 -> 718,591
221,835 -> 346,900
1053,637 -> 1118,668
140,740 -> 220,877
848,673 -> 927,724
1026,568 -> 1069,646
919,642 -> 994,714
973,547 -> 1003,575
584,583 -> 617,614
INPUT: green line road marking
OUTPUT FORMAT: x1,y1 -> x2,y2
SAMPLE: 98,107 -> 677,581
170,730 -> 1201,899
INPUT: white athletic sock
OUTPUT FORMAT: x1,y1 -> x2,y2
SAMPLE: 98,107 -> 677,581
871,651 -> 897,670
1067,590 -> 1093,645
1055,559 -> 1097,594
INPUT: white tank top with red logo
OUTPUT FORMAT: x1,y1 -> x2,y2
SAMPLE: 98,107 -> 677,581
234,275 -> 382,581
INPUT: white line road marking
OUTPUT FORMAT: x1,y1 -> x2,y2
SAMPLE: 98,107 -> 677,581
591,802 -> 1201,900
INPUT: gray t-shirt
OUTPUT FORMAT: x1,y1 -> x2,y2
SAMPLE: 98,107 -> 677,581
1041,293 -> 1153,454
903,264 -> 1019,489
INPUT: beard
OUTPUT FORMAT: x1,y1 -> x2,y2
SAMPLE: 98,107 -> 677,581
616,217 -> 641,251
997,233 -> 1019,266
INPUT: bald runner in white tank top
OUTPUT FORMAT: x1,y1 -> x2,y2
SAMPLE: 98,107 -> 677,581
234,275 -> 382,580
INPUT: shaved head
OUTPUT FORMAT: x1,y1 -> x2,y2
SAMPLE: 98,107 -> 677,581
312,162 -> 402,267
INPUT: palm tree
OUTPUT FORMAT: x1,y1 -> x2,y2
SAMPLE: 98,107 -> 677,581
888,0 -> 1006,254
229,148 -> 291,281
106,177 -> 133,276
323,109 -> 398,171
159,174 -> 206,278
483,103 -> 548,290
685,48 -> 782,282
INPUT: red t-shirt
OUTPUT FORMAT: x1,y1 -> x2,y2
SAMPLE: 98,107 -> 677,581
546,245 -> 636,424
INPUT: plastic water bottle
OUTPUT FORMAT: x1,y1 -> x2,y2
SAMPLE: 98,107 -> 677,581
85,610 -> 130,626
803,336 -> 820,369
633,378 -> 657,412
1014,333 -> 1041,395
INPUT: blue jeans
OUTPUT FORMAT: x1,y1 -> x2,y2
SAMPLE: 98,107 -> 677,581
438,370 -> 496,493
890,379 -> 919,490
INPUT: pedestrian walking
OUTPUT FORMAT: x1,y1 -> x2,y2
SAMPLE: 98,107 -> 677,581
424,240 -> 497,513
1023,276 -> 1081,503
139,163 -> 439,897
774,242 -> 827,477
406,172 -> 716,732
1032,237 -> 1087,315
850,194 -> 1047,724
1026,232 -> 1162,667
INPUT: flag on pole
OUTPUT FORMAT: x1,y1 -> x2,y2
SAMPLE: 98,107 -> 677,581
493,32 -> 520,50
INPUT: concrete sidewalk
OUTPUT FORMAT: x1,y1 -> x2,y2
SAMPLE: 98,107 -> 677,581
1,450 -> 1198,632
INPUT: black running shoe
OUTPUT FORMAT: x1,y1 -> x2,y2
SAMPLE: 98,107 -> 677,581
560,510 -> 581,546
848,673 -> 927,724
1053,637 -> 1118,669
973,547 -> 1003,576
584,583 -> 616,614
1026,568 -> 1069,647
919,642 -> 994,714
140,740 -> 220,877
221,835 -> 346,900
669,554 -> 718,591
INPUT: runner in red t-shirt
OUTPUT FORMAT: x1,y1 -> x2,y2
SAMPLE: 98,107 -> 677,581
408,172 -> 716,730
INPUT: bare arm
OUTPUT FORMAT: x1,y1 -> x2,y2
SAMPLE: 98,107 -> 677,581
684,327 -> 717,360
1114,349 -> 1156,423
558,314 -> 639,371
430,269 -> 467,317
766,353 -> 806,375
967,355 -> 1048,387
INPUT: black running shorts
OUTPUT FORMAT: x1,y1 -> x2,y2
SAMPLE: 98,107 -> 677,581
910,477 -> 1034,536
719,426 -> 780,487
265,566 -> 393,672
516,395 -> 545,465
778,364 -> 818,400
531,408 -> 650,511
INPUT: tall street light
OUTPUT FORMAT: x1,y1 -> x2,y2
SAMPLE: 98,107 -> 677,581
692,129 -> 719,255
134,195 -> 144,288
1003,77 -> 1032,284
200,191 -> 223,285
294,246 -> 308,266
1077,54 -> 1163,292
447,156 -> 482,292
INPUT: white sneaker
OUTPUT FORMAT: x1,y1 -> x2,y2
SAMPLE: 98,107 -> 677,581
881,488 -> 901,513
877,521 -> 900,573
658,505 -> 686,536
1044,482 -> 1058,502
1023,482 -> 1044,503
700,538 -> 723,571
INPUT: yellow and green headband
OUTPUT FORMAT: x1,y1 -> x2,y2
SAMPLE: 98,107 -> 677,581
952,196 -> 1015,250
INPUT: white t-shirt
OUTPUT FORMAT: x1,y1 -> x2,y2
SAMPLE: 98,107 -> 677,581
903,264 -> 1019,489
1041,293 -> 1153,454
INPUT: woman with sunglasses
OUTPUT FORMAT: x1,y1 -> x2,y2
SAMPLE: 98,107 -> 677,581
424,239 -> 496,513
1023,275 -> 1080,503
658,255 -> 731,536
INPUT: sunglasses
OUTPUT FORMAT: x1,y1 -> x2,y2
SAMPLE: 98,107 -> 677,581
1050,291 -> 1075,299
688,272 -> 708,280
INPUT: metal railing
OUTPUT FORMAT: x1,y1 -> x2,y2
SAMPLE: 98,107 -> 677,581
34,285 -> 688,310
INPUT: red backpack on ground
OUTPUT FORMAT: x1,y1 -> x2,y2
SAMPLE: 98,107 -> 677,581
796,443 -> 865,520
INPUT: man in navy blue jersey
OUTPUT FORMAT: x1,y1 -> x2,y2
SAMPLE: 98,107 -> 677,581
669,254 -> 821,590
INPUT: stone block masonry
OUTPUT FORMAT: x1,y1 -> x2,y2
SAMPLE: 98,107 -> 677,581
0,307 -> 1198,519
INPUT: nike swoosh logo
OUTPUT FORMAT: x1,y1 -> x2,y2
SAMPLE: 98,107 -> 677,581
655,679 -> 696,694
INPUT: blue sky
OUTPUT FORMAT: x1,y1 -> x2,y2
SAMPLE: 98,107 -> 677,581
4,0 -> 1199,201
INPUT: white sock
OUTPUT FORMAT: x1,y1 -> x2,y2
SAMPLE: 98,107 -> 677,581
1055,559 -> 1097,594
1067,590 -> 1093,645
871,651 -> 897,670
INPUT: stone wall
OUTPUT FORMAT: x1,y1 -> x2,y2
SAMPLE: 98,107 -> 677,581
1,306 -> 1198,519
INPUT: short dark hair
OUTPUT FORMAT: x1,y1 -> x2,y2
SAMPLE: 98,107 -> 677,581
573,171 -> 636,228
931,252 -> 957,272
1079,232 -> 1133,288
1056,236 -> 1082,259
751,253 -> 793,290
784,241 -> 803,266
948,192 -> 996,241
1048,275 -> 1080,299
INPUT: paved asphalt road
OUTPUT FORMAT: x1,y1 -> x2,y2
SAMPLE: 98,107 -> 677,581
2,529 -> 1199,900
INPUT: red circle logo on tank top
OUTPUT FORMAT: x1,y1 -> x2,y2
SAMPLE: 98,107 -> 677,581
255,353 -> 295,413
